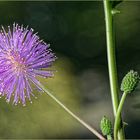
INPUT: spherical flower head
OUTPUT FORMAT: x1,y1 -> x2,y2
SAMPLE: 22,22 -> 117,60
0,23 -> 56,106
121,70 -> 140,94
100,116 -> 112,136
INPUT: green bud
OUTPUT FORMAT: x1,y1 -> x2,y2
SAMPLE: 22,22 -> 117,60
100,116 -> 112,136
121,70 -> 140,93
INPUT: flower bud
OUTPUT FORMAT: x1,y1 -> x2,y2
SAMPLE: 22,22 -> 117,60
121,70 -> 140,93
100,116 -> 112,136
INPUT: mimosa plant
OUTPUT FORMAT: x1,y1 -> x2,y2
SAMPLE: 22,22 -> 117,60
0,1 -> 139,140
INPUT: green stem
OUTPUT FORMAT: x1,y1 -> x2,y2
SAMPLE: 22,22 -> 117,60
107,135 -> 112,140
38,83 -> 106,140
103,0 -> 125,139
114,92 -> 127,140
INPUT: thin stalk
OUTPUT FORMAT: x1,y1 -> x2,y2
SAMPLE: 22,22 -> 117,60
114,92 -> 127,140
107,135 -> 112,140
38,82 -> 106,140
103,0 -> 125,139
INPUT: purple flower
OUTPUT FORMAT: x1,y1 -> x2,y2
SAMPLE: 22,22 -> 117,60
0,23 -> 56,106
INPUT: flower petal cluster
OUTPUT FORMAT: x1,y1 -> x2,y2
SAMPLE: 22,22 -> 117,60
0,23 -> 56,105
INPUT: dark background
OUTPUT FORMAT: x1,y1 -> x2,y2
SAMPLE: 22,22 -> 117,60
0,1 -> 140,139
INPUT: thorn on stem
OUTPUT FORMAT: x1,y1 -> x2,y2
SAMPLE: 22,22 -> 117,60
111,9 -> 121,15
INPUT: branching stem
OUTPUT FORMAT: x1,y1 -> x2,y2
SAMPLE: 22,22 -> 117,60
114,92 -> 127,140
103,0 -> 125,139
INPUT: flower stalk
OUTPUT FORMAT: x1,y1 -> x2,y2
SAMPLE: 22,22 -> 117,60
38,83 -> 106,140
103,0 -> 125,139
114,92 -> 127,140
114,70 -> 140,140
107,135 -> 112,140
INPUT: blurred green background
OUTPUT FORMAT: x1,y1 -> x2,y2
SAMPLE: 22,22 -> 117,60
0,1 -> 140,139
